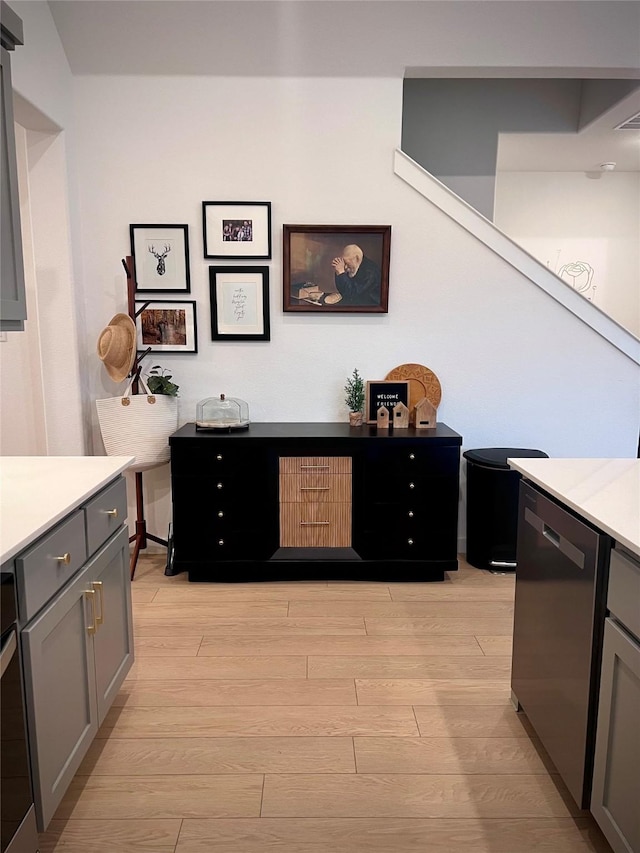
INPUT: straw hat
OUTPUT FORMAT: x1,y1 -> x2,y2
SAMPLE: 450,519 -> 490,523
97,313 -> 137,382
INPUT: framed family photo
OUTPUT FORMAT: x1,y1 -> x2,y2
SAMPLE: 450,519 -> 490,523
135,300 -> 198,353
209,266 -> 270,341
283,224 -> 391,313
203,201 -> 272,259
130,224 -> 191,292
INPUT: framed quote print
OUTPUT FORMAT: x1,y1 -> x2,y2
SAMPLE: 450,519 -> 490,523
209,266 -> 270,341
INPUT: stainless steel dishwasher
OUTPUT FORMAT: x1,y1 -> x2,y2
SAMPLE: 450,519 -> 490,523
511,480 -> 611,810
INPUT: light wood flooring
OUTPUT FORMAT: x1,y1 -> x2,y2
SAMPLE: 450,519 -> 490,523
39,555 -> 612,852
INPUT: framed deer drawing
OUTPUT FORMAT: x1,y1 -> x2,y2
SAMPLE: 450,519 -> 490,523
130,224 -> 191,293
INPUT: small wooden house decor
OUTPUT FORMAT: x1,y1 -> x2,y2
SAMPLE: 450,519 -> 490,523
393,401 -> 410,428
415,396 -> 437,429
376,405 -> 390,429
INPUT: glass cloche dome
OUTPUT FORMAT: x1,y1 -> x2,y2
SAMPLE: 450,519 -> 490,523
196,394 -> 250,430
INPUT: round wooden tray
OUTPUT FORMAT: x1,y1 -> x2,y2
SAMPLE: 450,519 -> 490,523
385,363 -> 442,411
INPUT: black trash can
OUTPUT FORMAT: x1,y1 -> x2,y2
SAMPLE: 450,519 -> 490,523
463,447 -> 549,571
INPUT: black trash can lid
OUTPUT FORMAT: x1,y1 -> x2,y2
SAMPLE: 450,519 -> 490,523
462,447 -> 549,469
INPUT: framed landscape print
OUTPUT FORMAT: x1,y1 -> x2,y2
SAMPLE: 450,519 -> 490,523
203,201 -> 272,259
209,266 -> 270,341
283,224 -> 391,313
130,224 -> 191,292
135,300 -> 198,353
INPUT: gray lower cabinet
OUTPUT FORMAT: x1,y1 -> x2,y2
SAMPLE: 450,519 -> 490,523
590,548 -> 640,853
21,525 -> 133,830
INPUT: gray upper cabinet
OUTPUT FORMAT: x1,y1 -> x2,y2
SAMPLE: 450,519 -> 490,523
0,1 -> 26,332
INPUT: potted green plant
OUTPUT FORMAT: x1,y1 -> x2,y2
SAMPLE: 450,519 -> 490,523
344,368 -> 365,426
144,364 -> 179,396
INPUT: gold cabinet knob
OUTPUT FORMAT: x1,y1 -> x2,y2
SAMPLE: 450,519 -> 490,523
216,454 -> 223,461
217,511 -> 224,518
105,508 -> 118,517
56,553 -> 71,565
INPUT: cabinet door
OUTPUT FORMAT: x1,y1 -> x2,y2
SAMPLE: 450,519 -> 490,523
590,617 -> 640,853
357,443 -> 459,562
21,564 -> 99,830
91,527 -> 133,724
0,44 -> 27,331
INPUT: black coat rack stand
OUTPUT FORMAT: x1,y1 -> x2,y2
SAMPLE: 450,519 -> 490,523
123,255 -> 168,581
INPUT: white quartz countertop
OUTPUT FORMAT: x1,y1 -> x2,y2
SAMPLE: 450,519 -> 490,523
0,456 -> 135,564
507,458 -> 640,557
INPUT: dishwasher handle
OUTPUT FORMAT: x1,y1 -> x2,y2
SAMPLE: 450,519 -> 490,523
543,524 -> 561,548
524,507 -> 585,570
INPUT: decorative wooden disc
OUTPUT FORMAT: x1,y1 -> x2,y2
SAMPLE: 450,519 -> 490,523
385,363 -> 442,411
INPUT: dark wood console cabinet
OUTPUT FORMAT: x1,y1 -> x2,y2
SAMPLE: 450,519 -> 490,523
168,422 -> 462,582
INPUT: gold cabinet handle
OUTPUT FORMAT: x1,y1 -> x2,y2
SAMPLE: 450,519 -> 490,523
300,465 -> 330,470
105,508 -> 118,518
92,581 -> 104,626
56,553 -> 71,565
84,589 -> 98,635
300,521 -> 330,526
300,487 -> 330,491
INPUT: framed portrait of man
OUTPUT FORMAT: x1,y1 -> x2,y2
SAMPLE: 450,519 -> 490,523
282,224 -> 391,313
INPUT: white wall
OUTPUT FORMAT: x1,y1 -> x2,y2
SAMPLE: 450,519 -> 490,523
68,74 -> 639,552
5,2 -> 639,553
494,171 -> 640,337
2,1 -> 86,455
0,126 -> 47,455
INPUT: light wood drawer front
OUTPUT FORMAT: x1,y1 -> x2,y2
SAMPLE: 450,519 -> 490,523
85,477 -> 127,556
279,456 -> 352,475
16,511 -> 88,624
280,503 -> 352,547
608,548 -> 640,637
280,473 -> 351,503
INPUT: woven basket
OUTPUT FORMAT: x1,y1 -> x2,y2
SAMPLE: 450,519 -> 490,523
96,376 -> 178,472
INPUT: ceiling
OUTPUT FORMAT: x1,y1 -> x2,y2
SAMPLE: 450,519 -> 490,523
45,0 -> 640,172
497,91 -> 640,173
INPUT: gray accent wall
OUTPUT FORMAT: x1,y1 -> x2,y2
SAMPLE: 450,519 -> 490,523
401,79 -> 584,218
